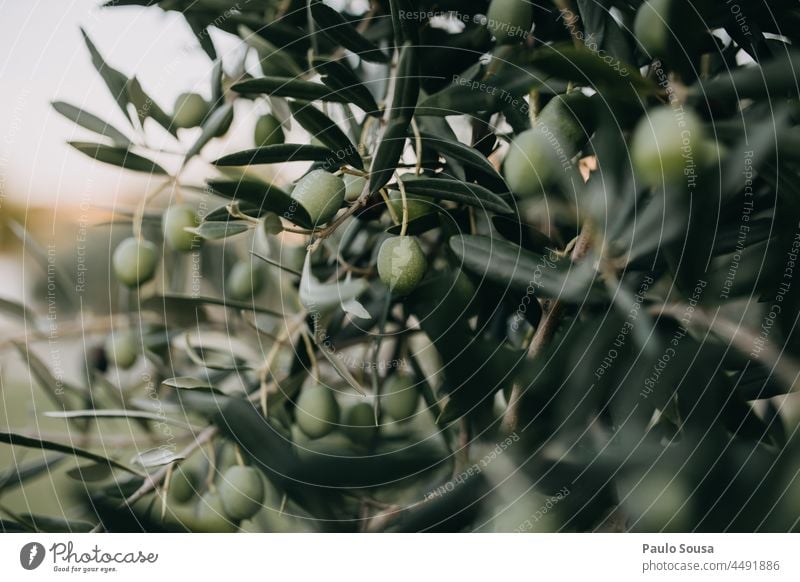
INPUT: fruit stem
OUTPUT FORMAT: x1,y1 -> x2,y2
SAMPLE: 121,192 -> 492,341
410,118 -> 423,176
133,178 -> 174,241
501,221 -> 593,435
300,328 -> 320,383
379,189 -> 400,224
234,445 -> 246,467
396,175 -> 410,237
114,425 -> 218,514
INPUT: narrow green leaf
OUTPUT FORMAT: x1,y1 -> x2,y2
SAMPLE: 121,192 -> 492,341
44,409 -> 192,428
68,141 -> 168,174
126,76 -> 178,137
0,455 -> 65,494
81,28 -> 132,122
529,43 -> 653,96
389,0 -> 419,45
313,59 -> 381,116
394,177 -> 513,214
0,296 -> 36,323
185,103 -> 234,160
51,101 -> 132,145
368,43 -> 419,195
184,13 -> 216,60
142,294 -> 284,318
233,77 -> 351,103
288,101 -> 363,169
693,52 -> 800,102
187,220 -> 251,241
449,234 -> 600,302
0,432 -> 141,476
310,1 -> 389,63
131,448 -> 185,468
416,131 -> 504,182
162,376 -> 215,391
369,120 -> 409,196
18,514 -> 94,533
206,178 -> 311,226
299,253 -> 369,316
212,143 -> 343,170
65,463 -> 113,482
239,25 -> 303,77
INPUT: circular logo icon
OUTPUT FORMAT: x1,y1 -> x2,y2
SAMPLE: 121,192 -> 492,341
19,542 -> 46,570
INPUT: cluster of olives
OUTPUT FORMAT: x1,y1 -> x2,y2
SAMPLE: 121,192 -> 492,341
504,98 -> 714,195
146,464 -> 265,532
294,374 -> 421,442
111,204 -> 201,289
504,92 -> 592,198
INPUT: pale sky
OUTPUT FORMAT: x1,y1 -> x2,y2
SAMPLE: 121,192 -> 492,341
0,0 -> 248,208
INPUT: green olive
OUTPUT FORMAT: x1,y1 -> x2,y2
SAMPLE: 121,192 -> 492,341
633,0 -> 672,58
226,261 -> 265,301
104,332 -> 138,370
254,114 -> 285,147
218,466 -> 264,521
112,237 -> 159,287
295,382 -> 340,439
343,173 -> 367,203
167,467 -> 198,504
377,236 -> 427,296
382,374 -> 419,421
630,105 -> 707,187
486,0 -> 533,44
173,92 -> 210,129
194,492 -> 238,532
291,170 -> 346,226
387,191 -> 434,222
503,93 -> 591,198
343,402 -> 376,446
162,204 -> 199,252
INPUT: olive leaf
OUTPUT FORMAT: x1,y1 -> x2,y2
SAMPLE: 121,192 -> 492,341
131,449 -> 185,469
69,141 -> 168,174
206,177 -> 312,227
288,100 -> 363,169
310,1 -> 389,63
126,76 -> 177,137
80,28 -> 131,122
313,58 -> 380,117
0,296 -> 37,323
239,25 -> 303,77
186,220 -> 251,241
415,131 -> 505,183
44,409 -> 192,428
51,101 -> 132,145
0,432 -> 142,476
184,102 -> 234,161
392,176 -> 513,214
299,253 -> 369,316
142,294 -> 284,318
232,77 -> 352,103
449,234 -> 601,303
368,43 -> 419,195
0,455 -> 65,494
212,143 -> 341,169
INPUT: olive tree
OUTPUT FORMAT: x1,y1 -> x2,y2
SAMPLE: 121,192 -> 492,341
2,0 -> 800,533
